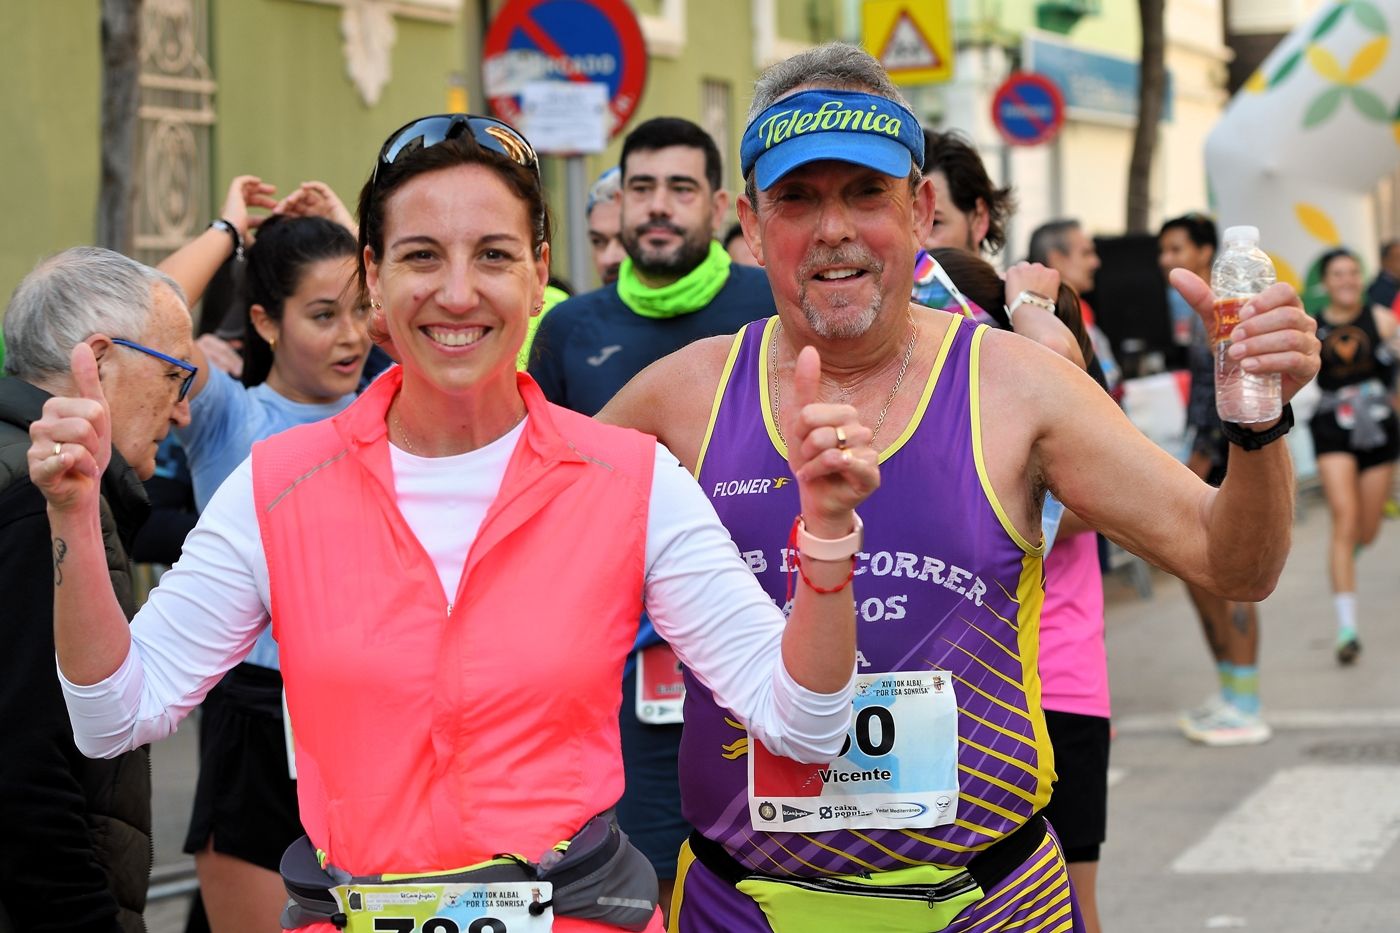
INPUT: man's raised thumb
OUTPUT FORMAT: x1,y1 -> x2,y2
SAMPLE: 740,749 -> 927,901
792,345 -> 822,412
70,341 -> 106,404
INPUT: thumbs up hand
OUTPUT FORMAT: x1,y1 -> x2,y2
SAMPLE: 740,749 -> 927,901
28,342 -> 113,513
784,345 -> 880,535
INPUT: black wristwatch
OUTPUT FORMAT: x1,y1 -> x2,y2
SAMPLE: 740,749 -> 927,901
1220,403 -> 1294,450
209,218 -> 244,259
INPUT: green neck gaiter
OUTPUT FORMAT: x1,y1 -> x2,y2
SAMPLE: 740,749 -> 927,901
616,240 -> 733,319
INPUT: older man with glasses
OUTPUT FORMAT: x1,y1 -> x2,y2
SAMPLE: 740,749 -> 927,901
0,246 -> 195,932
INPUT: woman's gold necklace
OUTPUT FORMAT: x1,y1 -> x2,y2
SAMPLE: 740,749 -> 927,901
392,407 -> 419,455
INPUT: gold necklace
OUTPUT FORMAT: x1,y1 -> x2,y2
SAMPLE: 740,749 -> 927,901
392,407 -> 419,455
770,318 -> 919,447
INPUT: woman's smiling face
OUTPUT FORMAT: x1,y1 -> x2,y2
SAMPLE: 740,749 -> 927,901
366,163 -> 548,397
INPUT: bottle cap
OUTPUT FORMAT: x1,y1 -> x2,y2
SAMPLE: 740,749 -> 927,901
1222,225 -> 1260,245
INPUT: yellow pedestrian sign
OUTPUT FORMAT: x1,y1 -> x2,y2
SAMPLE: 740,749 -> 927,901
862,0 -> 953,85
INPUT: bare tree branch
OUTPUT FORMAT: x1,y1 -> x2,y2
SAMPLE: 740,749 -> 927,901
1128,0 -> 1165,233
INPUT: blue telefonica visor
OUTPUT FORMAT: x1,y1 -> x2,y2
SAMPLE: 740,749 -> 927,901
740,89 -> 925,190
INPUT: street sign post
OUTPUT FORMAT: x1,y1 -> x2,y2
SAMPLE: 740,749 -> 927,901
861,0 -> 953,85
484,0 -> 649,291
991,72 -> 1066,147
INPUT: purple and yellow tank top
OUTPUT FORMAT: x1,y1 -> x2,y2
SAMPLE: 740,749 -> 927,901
684,314 -> 1053,876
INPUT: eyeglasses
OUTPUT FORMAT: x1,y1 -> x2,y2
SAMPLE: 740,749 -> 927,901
111,338 -> 198,402
372,114 -> 540,186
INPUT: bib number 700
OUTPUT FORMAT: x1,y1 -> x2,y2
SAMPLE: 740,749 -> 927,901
373,920 -> 507,933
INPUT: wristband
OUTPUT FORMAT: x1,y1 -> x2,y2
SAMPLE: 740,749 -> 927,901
209,218 -> 244,259
1005,289 -> 1056,326
796,512 -> 863,561
1220,403 -> 1293,450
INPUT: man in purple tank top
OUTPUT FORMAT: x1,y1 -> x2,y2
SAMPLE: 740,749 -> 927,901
602,42 -> 1321,933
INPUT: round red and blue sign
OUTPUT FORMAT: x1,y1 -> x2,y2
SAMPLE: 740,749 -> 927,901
484,0 -> 648,141
991,73 -> 1065,147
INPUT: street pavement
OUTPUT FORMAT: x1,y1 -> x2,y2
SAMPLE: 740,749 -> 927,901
144,489 -> 1400,932
1099,487 -> 1400,932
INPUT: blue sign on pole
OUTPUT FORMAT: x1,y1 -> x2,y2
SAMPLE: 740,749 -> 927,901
991,73 -> 1066,147
484,0 -> 648,139
1026,34 -> 1174,123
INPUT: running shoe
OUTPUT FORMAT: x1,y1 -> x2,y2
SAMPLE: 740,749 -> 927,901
1181,702 -> 1272,747
1177,692 -> 1228,738
1336,637 -> 1362,666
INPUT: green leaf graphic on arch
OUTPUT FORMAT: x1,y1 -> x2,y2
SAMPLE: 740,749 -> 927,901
1313,0 -> 1387,40
1264,0 -> 1390,91
1304,86 -> 1346,126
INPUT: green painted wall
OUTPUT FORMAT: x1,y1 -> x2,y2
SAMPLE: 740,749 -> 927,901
0,1 -> 102,304
0,0 -> 841,301
212,0 -> 468,230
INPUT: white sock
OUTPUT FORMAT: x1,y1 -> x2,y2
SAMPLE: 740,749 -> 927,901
1334,593 -> 1358,637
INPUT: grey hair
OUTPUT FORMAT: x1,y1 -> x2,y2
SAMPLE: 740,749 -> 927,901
743,42 -> 922,206
3,246 -> 186,381
586,166 -> 622,218
1027,219 -> 1082,266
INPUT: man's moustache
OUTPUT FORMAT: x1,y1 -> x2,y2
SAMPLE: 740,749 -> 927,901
799,248 -> 883,277
637,222 -> 686,238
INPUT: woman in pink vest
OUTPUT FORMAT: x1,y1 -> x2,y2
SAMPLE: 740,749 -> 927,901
31,115 -> 879,933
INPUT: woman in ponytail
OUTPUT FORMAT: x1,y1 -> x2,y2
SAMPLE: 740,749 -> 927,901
157,181 -> 370,932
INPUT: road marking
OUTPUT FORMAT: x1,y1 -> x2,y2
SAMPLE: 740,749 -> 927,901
1115,707 -> 1400,735
1172,765 -> 1400,873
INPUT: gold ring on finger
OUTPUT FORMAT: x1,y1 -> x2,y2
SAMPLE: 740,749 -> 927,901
835,426 -> 849,450
52,442 -> 62,459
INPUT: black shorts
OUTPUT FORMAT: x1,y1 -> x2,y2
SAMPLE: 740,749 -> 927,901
1191,423 -> 1230,487
616,666 -> 688,879
1040,710 -> 1110,864
1309,411 -> 1400,472
183,663 -> 303,872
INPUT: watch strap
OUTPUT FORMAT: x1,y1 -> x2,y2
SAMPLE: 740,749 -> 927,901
1006,289 -> 1056,325
796,512 -> 864,561
210,218 -> 244,259
1220,403 -> 1294,450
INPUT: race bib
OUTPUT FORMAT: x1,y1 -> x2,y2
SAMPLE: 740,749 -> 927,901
748,671 -> 959,833
333,881 -> 552,933
635,643 -> 685,725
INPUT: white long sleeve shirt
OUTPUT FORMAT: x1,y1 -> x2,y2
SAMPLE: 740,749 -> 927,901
62,426 -> 854,764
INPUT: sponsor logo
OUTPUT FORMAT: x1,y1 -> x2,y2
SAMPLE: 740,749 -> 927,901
587,345 -> 623,367
934,795 -> 954,813
757,99 -> 904,150
781,804 -> 813,822
874,802 -> 929,820
931,674 -> 946,692
758,801 -> 778,822
712,477 -> 789,497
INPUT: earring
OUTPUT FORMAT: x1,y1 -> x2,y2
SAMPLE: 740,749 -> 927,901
370,298 -> 383,311
269,336 -> 277,351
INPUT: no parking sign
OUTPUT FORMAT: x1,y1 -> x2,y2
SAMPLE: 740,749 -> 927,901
483,0 -> 648,143
991,72 -> 1065,147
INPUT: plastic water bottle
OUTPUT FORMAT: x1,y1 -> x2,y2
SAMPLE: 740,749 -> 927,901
1211,225 -> 1281,423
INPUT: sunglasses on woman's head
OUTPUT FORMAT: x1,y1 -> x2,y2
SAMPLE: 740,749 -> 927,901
372,114 -> 540,186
